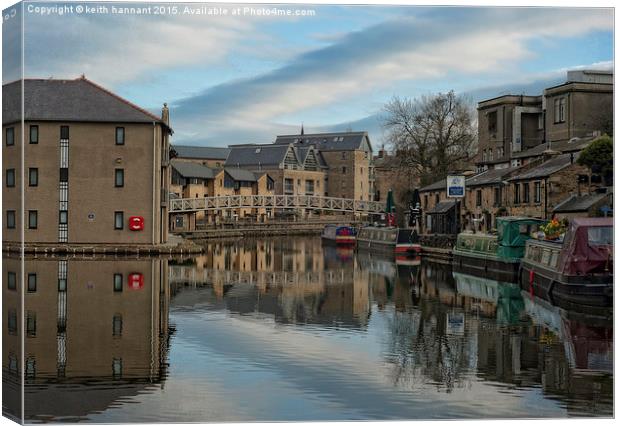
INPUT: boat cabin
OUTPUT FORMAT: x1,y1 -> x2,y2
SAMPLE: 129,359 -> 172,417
524,217 -> 613,276
454,217 -> 545,260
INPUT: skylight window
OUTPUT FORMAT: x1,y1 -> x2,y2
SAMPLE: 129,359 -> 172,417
255,148 -> 261,154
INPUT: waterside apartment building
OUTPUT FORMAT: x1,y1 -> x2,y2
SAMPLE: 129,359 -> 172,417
2,77 -> 172,246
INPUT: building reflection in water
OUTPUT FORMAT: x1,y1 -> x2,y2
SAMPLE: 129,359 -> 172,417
2,255 -> 171,422
3,236 -> 613,422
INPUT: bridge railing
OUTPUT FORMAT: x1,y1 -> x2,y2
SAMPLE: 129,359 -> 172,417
169,195 -> 384,214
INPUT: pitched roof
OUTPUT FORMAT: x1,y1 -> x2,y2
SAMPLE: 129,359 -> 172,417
2,77 -> 166,127
172,145 -> 230,160
171,160 -> 215,179
511,137 -> 594,159
274,131 -> 371,152
419,178 -> 446,192
427,201 -> 457,214
225,144 -> 291,168
295,146 -> 328,168
465,167 -> 516,187
553,191 -> 612,213
508,154 -> 573,181
225,167 -> 258,182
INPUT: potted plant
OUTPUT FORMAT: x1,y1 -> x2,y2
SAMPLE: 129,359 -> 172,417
541,218 -> 566,241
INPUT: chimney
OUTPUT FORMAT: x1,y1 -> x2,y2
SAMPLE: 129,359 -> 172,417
161,103 -> 170,126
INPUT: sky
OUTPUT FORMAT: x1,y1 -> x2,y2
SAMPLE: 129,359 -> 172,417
1,3 -> 614,148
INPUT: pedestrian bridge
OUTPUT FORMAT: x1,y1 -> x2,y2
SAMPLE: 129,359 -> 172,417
169,266 -> 355,287
169,195 -> 384,214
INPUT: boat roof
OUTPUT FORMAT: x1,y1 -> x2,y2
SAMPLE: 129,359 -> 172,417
496,216 -> 546,223
571,217 -> 613,228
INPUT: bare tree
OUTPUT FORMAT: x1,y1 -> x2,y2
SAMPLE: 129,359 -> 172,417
382,91 -> 477,186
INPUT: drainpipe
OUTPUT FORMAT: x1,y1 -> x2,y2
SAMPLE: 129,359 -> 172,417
152,122 -> 157,245
544,177 -> 548,219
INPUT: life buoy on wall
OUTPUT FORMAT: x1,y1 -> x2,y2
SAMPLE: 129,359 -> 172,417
129,216 -> 144,231
128,273 -> 144,290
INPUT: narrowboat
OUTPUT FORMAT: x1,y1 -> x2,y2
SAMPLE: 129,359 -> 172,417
452,271 -> 524,325
520,217 -> 613,308
356,226 -> 421,256
453,217 -> 546,282
321,224 -> 356,245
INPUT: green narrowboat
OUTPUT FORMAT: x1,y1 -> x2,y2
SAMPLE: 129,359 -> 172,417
452,217 -> 546,282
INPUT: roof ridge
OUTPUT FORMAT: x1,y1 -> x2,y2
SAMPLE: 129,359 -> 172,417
78,76 -> 162,122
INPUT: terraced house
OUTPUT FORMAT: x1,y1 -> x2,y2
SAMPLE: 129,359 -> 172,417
169,159 -> 274,229
2,77 -> 172,246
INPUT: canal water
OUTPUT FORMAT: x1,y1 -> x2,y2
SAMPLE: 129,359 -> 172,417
3,236 -> 613,422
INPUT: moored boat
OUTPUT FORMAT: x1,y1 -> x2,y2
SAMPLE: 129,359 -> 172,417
453,217 -> 546,282
321,224 -> 356,245
520,217 -> 613,307
356,226 -> 422,256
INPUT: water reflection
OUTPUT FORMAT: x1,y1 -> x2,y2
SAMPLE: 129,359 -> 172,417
2,256 -> 170,423
2,237 -> 613,422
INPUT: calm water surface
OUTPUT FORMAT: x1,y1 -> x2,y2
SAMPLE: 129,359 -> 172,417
3,236 -> 613,422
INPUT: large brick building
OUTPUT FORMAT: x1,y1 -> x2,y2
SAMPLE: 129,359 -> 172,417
2,77 -> 172,245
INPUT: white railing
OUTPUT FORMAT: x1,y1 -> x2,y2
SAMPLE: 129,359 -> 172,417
169,266 -> 354,287
169,195 -> 384,214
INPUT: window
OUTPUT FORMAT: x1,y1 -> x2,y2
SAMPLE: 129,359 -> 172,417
29,125 -> 38,144
6,127 -> 14,146
494,186 -> 501,206
113,314 -> 123,336
424,195 -> 428,209
489,150 -> 493,161
342,166 -> 347,174
114,274 -> 123,292
534,181 -> 541,203
8,310 -> 17,335
115,127 -> 125,145
6,169 -> 15,187
59,210 -> 68,224
523,182 -> 530,203
26,312 -> 36,337
538,113 -> 544,130
341,152 -> 347,160
60,126 -> 69,140
6,210 -> 16,229
435,193 -> 439,204
513,183 -> 521,204
28,211 -> 38,229
27,274 -> 37,292
554,97 -> 566,123
60,168 -> 68,182
305,180 -> 314,194
113,358 -> 122,379
114,211 -> 124,229
7,272 -> 16,290
58,278 -> 67,292
284,178 -> 294,194
476,189 -> 482,207
588,227 -> 613,246
488,111 -> 497,133
29,168 -> 38,186
482,150 -> 487,162
115,169 -> 124,187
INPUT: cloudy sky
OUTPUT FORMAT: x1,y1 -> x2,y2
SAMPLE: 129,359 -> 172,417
2,3 -> 614,147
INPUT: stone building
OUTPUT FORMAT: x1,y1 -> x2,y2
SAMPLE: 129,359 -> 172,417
506,153 -> 591,219
170,145 -> 230,169
274,131 -> 374,201
477,94 -> 543,169
476,69 -> 613,171
2,77 -> 171,246
225,143 -> 326,198
545,70 -> 613,143
170,160 -> 274,230
553,189 -> 613,220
